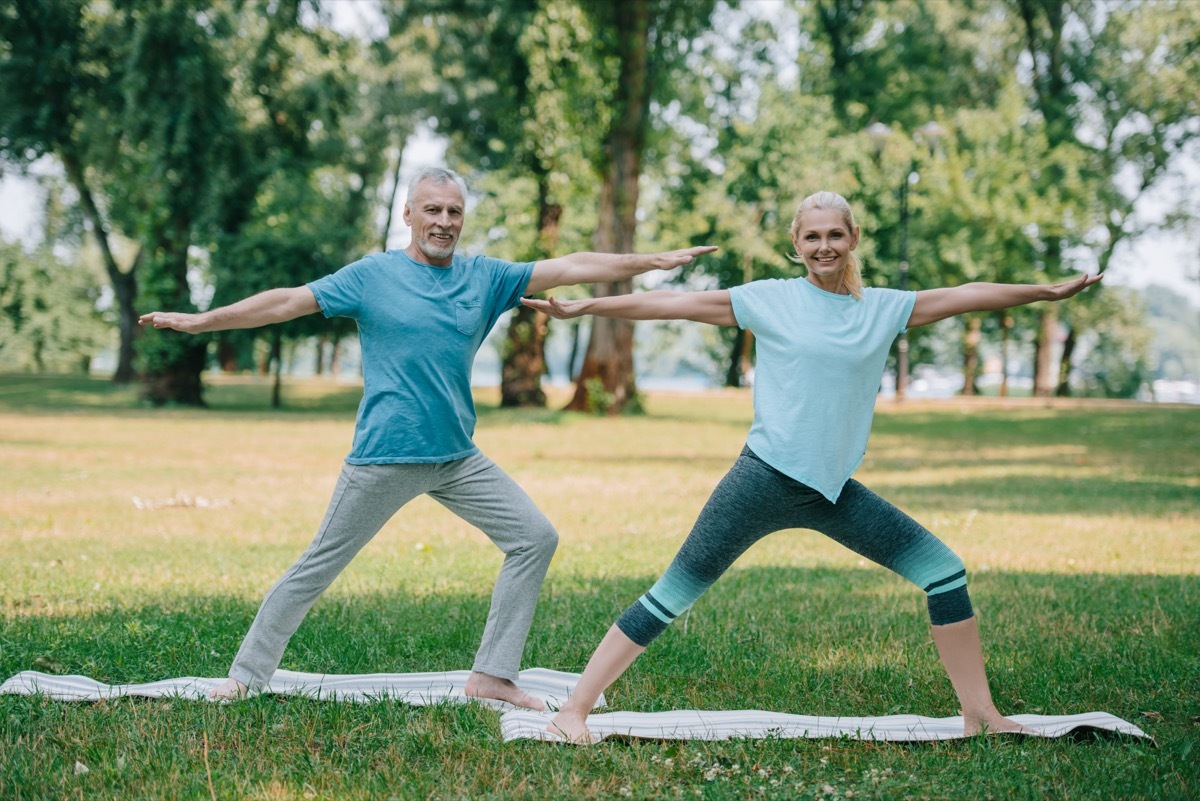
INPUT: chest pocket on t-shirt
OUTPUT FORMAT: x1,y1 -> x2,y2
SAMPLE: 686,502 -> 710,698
455,300 -> 482,336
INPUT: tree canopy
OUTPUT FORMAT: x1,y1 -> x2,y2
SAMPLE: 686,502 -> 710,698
1,0 -> 1194,403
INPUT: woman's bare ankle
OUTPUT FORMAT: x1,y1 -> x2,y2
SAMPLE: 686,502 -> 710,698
549,710 -> 598,744
963,707 -> 1036,736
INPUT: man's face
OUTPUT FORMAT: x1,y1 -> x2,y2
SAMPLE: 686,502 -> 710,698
403,179 -> 465,266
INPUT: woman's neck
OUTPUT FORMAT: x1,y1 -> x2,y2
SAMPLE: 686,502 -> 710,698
807,273 -> 848,295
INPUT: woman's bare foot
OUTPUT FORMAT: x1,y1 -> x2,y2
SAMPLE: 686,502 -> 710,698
464,671 -> 545,711
548,710 -> 600,744
207,677 -> 248,702
964,706 -> 1038,736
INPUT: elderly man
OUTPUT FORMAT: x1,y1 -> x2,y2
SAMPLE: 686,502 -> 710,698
140,167 -> 713,708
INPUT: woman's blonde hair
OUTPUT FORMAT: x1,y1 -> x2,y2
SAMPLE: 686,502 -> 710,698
788,191 -> 863,300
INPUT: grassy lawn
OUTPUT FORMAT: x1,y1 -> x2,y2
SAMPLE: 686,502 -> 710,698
1,373 -> 1196,800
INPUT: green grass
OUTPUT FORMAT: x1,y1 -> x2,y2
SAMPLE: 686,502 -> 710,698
1,373 -> 1197,800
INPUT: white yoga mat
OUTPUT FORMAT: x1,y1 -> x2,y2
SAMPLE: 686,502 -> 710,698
500,709 -> 1153,743
0,668 -> 602,711
0,669 -> 1150,744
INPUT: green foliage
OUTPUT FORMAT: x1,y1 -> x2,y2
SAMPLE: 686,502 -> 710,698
799,0 -> 1017,130
1142,284 -> 1200,382
1071,288 -> 1154,399
582,375 -> 616,414
0,239 -> 109,372
3,0 -> 1198,403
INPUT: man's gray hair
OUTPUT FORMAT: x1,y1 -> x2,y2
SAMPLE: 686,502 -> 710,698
406,167 -> 468,205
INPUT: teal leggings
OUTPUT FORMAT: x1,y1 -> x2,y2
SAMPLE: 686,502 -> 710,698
617,446 -> 973,646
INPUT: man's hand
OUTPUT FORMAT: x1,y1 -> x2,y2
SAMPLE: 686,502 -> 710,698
139,311 -> 204,334
526,246 -> 719,295
137,288 -> 319,334
646,245 -> 718,271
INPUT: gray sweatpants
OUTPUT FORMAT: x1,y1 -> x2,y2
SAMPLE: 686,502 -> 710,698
227,452 -> 558,689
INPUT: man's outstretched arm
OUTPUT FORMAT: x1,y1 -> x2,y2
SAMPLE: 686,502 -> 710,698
139,287 -> 321,334
525,246 -> 717,295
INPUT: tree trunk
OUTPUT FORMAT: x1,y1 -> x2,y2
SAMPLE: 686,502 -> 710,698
330,333 -> 343,377
216,340 -> 239,372
379,140 -> 407,252
1033,306 -> 1058,398
140,343 -> 207,406
500,172 -> 559,407
315,333 -> 328,376
566,0 -> 650,415
62,151 -> 140,383
1055,325 -> 1076,397
501,306 -> 549,407
139,220 -> 208,406
725,328 -> 744,388
270,329 -> 283,409
961,315 -> 982,396
724,326 -> 757,388
1000,314 -> 1012,397
725,231 -> 758,388
1017,0 -> 1074,400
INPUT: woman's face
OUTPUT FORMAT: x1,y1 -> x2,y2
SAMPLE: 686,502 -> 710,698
792,208 -> 860,282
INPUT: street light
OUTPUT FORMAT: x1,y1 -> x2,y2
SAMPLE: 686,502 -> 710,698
866,121 -> 945,401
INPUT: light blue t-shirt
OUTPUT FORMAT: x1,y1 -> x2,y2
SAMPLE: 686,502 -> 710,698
308,250 -> 534,463
729,278 -> 917,502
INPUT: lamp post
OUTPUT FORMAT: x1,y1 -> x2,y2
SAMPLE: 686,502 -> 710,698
866,121 -> 945,401
897,168 -> 914,400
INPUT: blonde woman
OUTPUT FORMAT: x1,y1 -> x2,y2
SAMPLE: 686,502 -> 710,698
523,190 -> 1100,742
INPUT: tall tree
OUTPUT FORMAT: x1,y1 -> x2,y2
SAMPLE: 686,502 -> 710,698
1052,0 -> 1200,394
0,0 -> 140,381
1010,0 -> 1091,396
114,0 -> 243,404
206,2 -> 399,405
1,0 -> 254,402
385,0 -> 603,407
644,5 -> 844,386
566,0 -> 718,414
0,238 -> 108,372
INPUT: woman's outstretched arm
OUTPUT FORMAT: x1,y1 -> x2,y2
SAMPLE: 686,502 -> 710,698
908,273 -> 1102,328
521,289 -> 736,326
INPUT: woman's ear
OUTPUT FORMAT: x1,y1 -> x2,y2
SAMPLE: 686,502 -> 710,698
849,225 -> 861,251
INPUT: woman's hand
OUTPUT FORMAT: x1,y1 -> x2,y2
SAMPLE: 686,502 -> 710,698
1043,272 -> 1104,301
521,296 -> 587,319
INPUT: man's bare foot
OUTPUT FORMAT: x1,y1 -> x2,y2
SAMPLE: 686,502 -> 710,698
548,710 -> 600,744
964,708 -> 1038,737
464,671 -> 545,711
207,677 -> 248,702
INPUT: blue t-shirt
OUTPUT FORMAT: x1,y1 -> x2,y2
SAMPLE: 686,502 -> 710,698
729,278 -> 916,502
308,250 -> 534,463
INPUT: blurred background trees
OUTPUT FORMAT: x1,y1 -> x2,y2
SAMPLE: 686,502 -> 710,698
1,0 -> 1196,407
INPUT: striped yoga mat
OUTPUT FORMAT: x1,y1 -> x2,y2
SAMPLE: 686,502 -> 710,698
0,668 -> 600,711
0,669 -> 1150,743
500,709 -> 1153,743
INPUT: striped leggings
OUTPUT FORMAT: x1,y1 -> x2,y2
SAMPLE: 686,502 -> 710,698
617,446 -> 973,647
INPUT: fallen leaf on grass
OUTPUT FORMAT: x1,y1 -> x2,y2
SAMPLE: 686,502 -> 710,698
31,656 -> 65,673
132,493 -> 232,510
